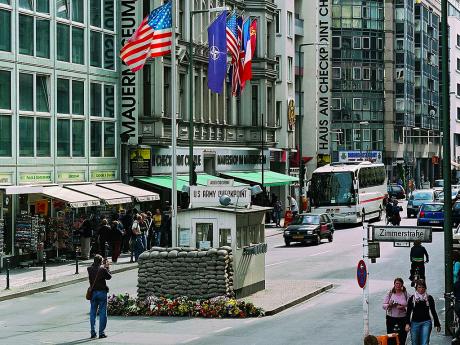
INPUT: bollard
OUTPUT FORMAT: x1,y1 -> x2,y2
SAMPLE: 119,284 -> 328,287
42,252 -> 46,282
5,258 -> 10,290
75,248 -> 79,275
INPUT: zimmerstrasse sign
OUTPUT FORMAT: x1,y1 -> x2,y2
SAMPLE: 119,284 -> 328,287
371,226 -> 432,243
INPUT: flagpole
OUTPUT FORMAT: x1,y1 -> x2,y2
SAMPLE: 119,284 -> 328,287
171,0 -> 178,247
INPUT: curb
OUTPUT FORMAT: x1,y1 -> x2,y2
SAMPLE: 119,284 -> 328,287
263,283 -> 333,316
266,230 -> 284,238
0,264 -> 138,302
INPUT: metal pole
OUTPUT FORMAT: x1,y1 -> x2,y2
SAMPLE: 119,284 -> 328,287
261,112 -> 264,191
441,0 -> 453,333
362,217 -> 369,338
5,258 -> 10,290
360,123 -> 363,161
75,248 -> 79,274
188,9 -> 194,186
42,252 -> 46,282
171,0 -> 178,247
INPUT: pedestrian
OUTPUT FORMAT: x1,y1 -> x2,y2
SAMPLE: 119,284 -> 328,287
79,219 -> 93,260
97,218 -> 111,258
131,214 -> 145,261
273,199 -> 283,227
120,209 -> 133,253
87,254 -> 111,339
162,206 -> 172,247
391,199 -> 402,226
363,335 -> 379,345
110,220 -> 124,263
145,211 -> 153,250
451,275 -> 460,344
454,250 -> 460,284
139,213 -> 148,250
405,280 -> 441,345
410,240 -> 429,287
287,195 -> 299,216
382,277 -> 409,345
152,208 -> 163,247
385,197 -> 394,225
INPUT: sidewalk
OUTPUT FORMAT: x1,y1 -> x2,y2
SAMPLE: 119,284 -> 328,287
265,222 -> 284,238
0,253 -> 138,301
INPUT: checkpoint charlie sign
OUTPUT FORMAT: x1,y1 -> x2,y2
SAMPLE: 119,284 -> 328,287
371,226 -> 432,243
190,185 -> 251,208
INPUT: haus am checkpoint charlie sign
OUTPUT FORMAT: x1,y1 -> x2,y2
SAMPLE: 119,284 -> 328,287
371,226 -> 432,243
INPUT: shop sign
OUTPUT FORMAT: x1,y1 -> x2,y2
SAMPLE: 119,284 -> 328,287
0,174 -> 12,184
35,199 -> 49,215
57,172 -> 85,183
339,151 -> 383,163
130,148 -> 151,176
19,172 -> 52,184
91,170 -> 116,181
189,186 -> 251,208
215,148 -> 270,172
316,0 -> 331,155
152,147 -> 204,174
207,179 -> 234,187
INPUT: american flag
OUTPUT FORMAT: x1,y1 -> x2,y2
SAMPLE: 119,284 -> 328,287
226,12 -> 238,63
120,2 -> 172,72
231,16 -> 243,96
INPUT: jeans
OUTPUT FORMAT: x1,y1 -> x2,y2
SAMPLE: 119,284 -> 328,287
411,320 -> 432,345
134,236 -> 144,261
90,290 -> 108,337
154,231 -> 161,247
140,233 -> 147,250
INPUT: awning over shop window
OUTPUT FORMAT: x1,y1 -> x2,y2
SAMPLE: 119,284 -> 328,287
64,184 -> 132,205
136,173 -> 244,190
219,171 -> 298,187
97,182 -> 160,202
42,186 -> 101,208
0,185 -> 43,195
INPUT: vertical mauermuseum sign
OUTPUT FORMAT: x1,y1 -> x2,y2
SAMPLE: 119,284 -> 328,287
120,0 -> 141,145
317,0 -> 331,155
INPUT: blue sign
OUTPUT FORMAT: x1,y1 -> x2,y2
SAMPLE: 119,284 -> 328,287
339,151 -> 382,163
357,259 -> 367,289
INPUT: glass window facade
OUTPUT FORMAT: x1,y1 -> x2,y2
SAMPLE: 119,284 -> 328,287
36,117 -> 50,156
19,116 -> 34,156
57,119 -> 70,156
0,115 -> 11,156
72,120 -> 85,156
0,70 -> 11,110
57,23 -> 70,62
0,10 -> 11,52
19,15 -> 34,56
72,80 -> 84,115
72,27 -> 84,64
90,121 -> 102,156
19,73 -> 33,111
57,78 -> 70,114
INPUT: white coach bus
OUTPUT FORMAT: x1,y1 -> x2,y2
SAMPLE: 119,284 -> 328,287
308,162 -> 387,224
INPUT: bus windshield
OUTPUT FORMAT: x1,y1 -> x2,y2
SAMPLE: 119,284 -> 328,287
310,172 -> 356,207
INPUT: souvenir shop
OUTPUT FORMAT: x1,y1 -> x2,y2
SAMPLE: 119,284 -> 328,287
0,183 -> 159,267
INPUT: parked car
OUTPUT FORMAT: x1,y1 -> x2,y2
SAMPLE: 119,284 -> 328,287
453,224 -> 460,244
436,190 -> 458,203
387,184 -> 406,199
407,189 -> 436,218
283,213 -> 334,246
433,179 -> 444,191
453,202 -> 460,227
417,202 -> 444,228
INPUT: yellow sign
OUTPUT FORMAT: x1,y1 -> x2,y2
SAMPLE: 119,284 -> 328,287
130,148 -> 151,160
19,172 -> 52,184
91,170 -> 116,181
57,172 -> 85,182
0,174 -> 12,184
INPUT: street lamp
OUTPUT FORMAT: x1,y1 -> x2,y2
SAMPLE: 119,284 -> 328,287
188,6 -> 228,185
359,121 -> 369,161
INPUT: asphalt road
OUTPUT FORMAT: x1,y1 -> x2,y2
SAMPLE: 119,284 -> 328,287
0,202 -> 453,344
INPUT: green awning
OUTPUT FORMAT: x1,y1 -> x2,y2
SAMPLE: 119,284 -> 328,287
137,173 -> 245,190
220,171 -> 298,187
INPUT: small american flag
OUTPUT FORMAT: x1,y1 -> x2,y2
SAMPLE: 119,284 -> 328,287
226,12 -> 238,63
230,16 -> 243,96
120,1 -> 172,72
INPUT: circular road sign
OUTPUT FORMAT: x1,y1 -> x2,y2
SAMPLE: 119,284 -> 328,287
357,259 -> 367,289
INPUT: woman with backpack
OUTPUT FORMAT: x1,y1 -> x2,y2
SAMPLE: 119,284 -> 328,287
382,277 -> 409,345
405,280 -> 441,345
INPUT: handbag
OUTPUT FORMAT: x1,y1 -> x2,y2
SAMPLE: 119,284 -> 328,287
86,268 -> 100,301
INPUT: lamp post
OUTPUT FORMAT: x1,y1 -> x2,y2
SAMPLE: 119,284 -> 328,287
359,121 -> 369,161
412,127 -> 419,185
188,6 -> 228,185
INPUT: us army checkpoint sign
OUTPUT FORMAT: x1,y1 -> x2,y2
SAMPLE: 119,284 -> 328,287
371,226 -> 432,243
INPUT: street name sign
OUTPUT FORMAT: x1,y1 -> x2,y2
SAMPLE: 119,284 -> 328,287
357,259 -> 367,289
371,226 -> 432,243
394,242 -> 411,247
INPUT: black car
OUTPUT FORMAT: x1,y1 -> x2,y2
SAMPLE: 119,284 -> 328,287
387,184 -> 406,200
283,213 -> 334,246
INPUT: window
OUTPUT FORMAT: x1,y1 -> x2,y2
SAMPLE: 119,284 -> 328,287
57,119 -> 70,156
363,37 -> 370,49
72,80 -> 84,115
90,31 -> 102,67
19,73 -> 50,113
90,0 -> 115,69
275,55 -> 281,80
457,34 -> 460,47
332,36 -> 341,49
57,0 -> 81,20
19,117 -> 34,156
353,67 -> 362,80
91,121 -> 102,156
57,23 -> 70,61
90,82 -> 116,157
353,98 -> 362,110
352,37 -> 361,49
0,115 -> 11,156
332,67 -> 341,79
19,14 -> 50,58
0,10 -> 11,52
104,85 -> 114,118
90,83 -> 102,116
0,70 -> 11,110
287,11 -> 293,37
288,56 -> 293,82
457,58 -> 460,71
457,83 -> 460,96
219,228 -> 232,247
363,68 -> 371,80
275,10 -> 280,34
331,98 -> 341,110
72,120 -> 85,156
457,107 -> 460,121
36,117 -> 50,156
196,223 -> 213,249
252,85 -> 259,126
57,78 -> 70,114
104,122 -> 115,156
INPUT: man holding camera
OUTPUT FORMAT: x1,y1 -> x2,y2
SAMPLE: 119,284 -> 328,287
87,254 -> 112,339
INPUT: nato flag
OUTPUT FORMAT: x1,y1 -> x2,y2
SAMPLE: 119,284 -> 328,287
207,11 -> 227,94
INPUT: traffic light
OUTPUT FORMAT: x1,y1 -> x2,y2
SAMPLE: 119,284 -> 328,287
191,162 -> 197,186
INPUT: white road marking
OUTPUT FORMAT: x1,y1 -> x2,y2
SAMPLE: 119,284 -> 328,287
39,306 -> 56,314
352,243 -> 362,247
309,250 -> 331,257
180,336 -> 201,344
265,260 -> 289,267
213,327 -> 232,333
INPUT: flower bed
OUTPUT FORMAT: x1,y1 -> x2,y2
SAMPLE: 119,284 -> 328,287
107,294 -> 264,318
